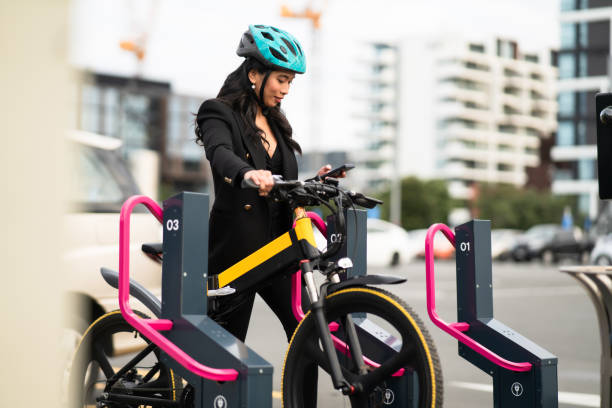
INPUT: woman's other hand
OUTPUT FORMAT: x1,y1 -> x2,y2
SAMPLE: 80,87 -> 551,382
244,169 -> 275,196
317,164 -> 346,179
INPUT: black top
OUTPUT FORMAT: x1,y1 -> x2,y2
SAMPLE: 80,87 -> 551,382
266,146 -> 285,239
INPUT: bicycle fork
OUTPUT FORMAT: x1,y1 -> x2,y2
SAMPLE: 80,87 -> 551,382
300,260 -> 367,396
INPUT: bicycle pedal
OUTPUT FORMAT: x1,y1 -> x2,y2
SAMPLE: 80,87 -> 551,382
208,286 -> 236,297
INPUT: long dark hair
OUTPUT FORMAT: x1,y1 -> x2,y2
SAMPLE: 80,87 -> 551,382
195,58 -> 301,154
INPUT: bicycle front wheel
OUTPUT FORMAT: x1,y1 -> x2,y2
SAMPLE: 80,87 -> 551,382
68,310 -> 181,408
281,286 -> 442,408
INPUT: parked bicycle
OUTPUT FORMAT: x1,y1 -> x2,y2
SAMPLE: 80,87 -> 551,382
68,171 -> 443,407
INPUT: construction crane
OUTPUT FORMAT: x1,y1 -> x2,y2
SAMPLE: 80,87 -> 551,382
280,4 -> 324,29
118,0 -> 160,75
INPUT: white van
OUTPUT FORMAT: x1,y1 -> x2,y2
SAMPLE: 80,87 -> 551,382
62,131 -> 162,354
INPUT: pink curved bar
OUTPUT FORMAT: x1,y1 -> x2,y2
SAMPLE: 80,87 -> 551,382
425,223 -> 532,372
119,195 -> 239,381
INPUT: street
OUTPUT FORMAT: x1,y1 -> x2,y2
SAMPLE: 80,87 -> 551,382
245,260 -> 601,407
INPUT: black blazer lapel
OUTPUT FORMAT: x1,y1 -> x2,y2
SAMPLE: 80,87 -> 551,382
233,111 -> 267,170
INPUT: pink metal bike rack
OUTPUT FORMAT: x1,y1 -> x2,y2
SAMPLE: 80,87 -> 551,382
425,223 -> 532,372
118,195 -> 238,381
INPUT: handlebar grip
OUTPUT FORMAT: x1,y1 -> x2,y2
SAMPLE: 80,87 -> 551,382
241,177 -> 259,189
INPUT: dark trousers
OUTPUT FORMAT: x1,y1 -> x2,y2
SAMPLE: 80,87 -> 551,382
210,272 -> 302,341
209,272 -> 318,407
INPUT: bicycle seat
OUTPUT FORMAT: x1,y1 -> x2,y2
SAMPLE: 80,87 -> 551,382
142,242 -> 162,254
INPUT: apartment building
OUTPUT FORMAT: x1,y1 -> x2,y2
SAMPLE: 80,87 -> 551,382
554,1 -> 612,219
351,42 -> 400,192
429,38 -> 558,201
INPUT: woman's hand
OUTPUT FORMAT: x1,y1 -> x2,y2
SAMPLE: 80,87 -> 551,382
317,164 -> 346,179
244,169 -> 275,196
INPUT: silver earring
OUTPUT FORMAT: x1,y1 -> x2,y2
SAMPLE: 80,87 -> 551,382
251,83 -> 255,89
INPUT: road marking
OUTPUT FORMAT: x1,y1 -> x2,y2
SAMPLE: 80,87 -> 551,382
450,381 -> 599,407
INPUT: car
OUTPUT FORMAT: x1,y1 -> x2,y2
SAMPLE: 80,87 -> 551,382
366,218 -> 419,267
511,224 -> 561,262
511,224 -> 593,263
491,229 -> 522,260
590,233 -> 612,265
62,131 -> 162,375
412,228 -> 456,260
542,227 -> 594,264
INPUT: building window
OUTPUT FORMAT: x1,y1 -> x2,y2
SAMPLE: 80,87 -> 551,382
579,22 -> 589,48
561,23 -> 576,49
558,92 -> 575,117
561,0 -> 575,11
469,43 -> 485,53
557,121 -> 575,146
578,159 -> 595,179
498,124 -> 518,133
558,53 -> 575,79
577,121 -> 587,145
530,72 -> 542,80
503,68 -> 521,77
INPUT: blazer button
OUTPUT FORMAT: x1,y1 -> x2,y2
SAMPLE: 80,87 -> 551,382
246,153 -> 251,159
244,204 -> 252,211
224,177 -> 232,184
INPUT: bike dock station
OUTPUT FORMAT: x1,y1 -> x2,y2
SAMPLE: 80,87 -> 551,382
119,192 -> 273,407
426,220 -> 558,407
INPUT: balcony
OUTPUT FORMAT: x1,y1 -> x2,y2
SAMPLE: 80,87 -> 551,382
438,101 -> 491,123
436,83 -> 489,105
436,64 -> 493,84
442,142 -> 490,162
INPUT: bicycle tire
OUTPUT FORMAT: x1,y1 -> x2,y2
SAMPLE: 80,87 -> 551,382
281,286 -> 443,408
68,310 -> 181,408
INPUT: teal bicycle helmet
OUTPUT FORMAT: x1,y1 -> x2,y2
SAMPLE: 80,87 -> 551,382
237,24 -> 306,74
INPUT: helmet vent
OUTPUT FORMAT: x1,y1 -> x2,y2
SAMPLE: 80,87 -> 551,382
261,32 -> 274,41
271,27 -> 281,33
244,32 -> 254,43
255,24 -> 266,28
281,38 -> 296,56
294,41 -> 303,56
269,47 -> 288,62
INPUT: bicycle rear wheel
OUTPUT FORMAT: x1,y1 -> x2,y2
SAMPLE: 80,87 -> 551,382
68,310 -> 181,408
281,286 -> 442,408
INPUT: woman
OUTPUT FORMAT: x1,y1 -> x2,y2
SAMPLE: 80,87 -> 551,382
195,24 -> 333,342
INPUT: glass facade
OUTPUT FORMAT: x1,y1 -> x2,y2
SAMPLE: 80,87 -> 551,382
556,3 -> 610,218
558,91 -> 575,116
561,23 -> 576,49
557,121 -> 575,146
558,53 -> 575,79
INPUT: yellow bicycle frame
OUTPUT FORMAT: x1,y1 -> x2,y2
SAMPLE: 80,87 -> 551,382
207,208 -> 318,293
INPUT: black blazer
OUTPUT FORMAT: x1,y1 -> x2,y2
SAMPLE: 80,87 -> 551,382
196,98 -> 298,276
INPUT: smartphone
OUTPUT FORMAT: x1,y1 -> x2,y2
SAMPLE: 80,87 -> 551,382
320,163 -> 355,179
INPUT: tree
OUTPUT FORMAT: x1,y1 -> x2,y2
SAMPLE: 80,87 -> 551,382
474,183 -> 578,230
378,177 -> 454,230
